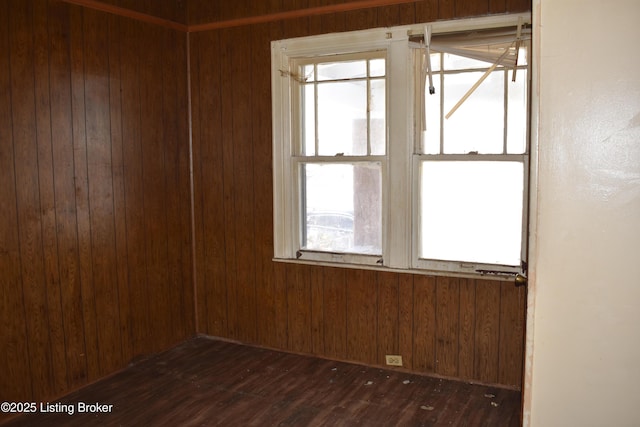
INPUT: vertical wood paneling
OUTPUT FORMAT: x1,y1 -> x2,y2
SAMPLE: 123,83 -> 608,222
413,275 -> 437,372
416,0 -> 439,21
201,0 -> 528,392
346,269 -> 378,365
107,11 -> 133,364
193,29 -> 228,337
140,21 -> 172,353
344,6 -> 376,31
323,268 -> 348,359
398,274 -> 415,370
0,2 -> 531,419
507,0 -> 531,12
10,0 -> 54,398
119,12 -> 151,358
287,264 -> 313,353
498,283 -> 525,388
310,265 -> 325,355
458,278 -> 476,380
164,27 -> 194,340
396,2 -> 417,25
33,0 -> 68,397
251,21 -> 278,349
455,0 -> 489,17
1,1 -> 194,418
0,1 -> 32,402
435,276 -> 459,377
70,4 -> 101,381
489,0 -> 507,14
273,263 -> 290,349
219,27 -> 240,340
47,0 -> 88,390
377,272 -> 399,366
189,31 -> 206,334
474,280 -> 502,383
229,22 -> 258,344
83,7 -> 123,376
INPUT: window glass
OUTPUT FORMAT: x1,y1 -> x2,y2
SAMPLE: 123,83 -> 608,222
318,60 -> 367,80
302,84 -> 316,155
420,161 -> 524,266
423,73 -> 441,155
370,79 -> 386,155
443,53 -> 490,70
302,163 -> 382,255
317,81 -> 368,155
370,58 -> 385,77
507,69 -> 528,154
443,71 -> 504,154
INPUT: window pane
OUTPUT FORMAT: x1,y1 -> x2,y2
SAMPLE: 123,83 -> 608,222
428,52 -> 441,72
318,81 -> 367,155
302,83 -> 315,155
420,161 -> 523,266
443,71 -> 504,154
303,163 -> 381,255
317,60 -> 366,81
370,79 -> 386,155
423,74 -> 441,154
507,69 -> 528,154
370,58 -> 385,77
443,53 -> 489,70
303,64 -> 315,81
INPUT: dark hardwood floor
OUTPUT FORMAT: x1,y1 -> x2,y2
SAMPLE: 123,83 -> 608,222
2,337 -> 521,426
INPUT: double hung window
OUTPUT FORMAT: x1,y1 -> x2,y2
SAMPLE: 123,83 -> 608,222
272,14 -> 531,277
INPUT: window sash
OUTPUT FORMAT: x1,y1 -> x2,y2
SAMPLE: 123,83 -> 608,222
293,157 -> 387,261
292,51 -> 387,158
412,154 -> 529,275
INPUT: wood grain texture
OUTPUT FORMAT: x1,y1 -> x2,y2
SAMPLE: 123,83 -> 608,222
346,269 -> 378,365
498,282 -> 526,387
287,264 -> 313,354
10,0 -> 54,399
377,272 -> 400,366
458,278 -> 477,380
33,0 -> 68,397
0,1 -> 530,422
47,0 -> 89,390
474,280 -> 502,384
189,0 -> 528,391
0,1 -> 193,420
413,275 -> 437,372
0,1 -> 32,402
435,276 -> 460,377
2,338 -> 522,427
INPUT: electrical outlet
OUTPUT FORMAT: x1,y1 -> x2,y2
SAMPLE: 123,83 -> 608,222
385,355 -> 403,367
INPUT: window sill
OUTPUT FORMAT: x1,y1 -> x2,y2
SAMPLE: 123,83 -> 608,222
272,257 -> 520,282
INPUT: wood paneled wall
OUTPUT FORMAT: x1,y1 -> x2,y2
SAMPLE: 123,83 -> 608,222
190,0 -> 529,390
1,1 -> 530,422
0,0 -> 193,417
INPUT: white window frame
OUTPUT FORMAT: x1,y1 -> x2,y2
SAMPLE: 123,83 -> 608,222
271,12 -> 531,278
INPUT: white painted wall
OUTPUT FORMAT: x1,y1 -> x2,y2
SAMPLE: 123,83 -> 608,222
525,0 -> 640,426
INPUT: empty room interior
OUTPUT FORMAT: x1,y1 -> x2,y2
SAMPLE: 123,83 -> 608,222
1,0 -> 638,426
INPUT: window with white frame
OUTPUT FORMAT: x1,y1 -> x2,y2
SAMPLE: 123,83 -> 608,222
271,13 -> 531,277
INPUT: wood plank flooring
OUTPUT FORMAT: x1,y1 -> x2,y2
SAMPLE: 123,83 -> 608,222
2,337 -> 521,426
